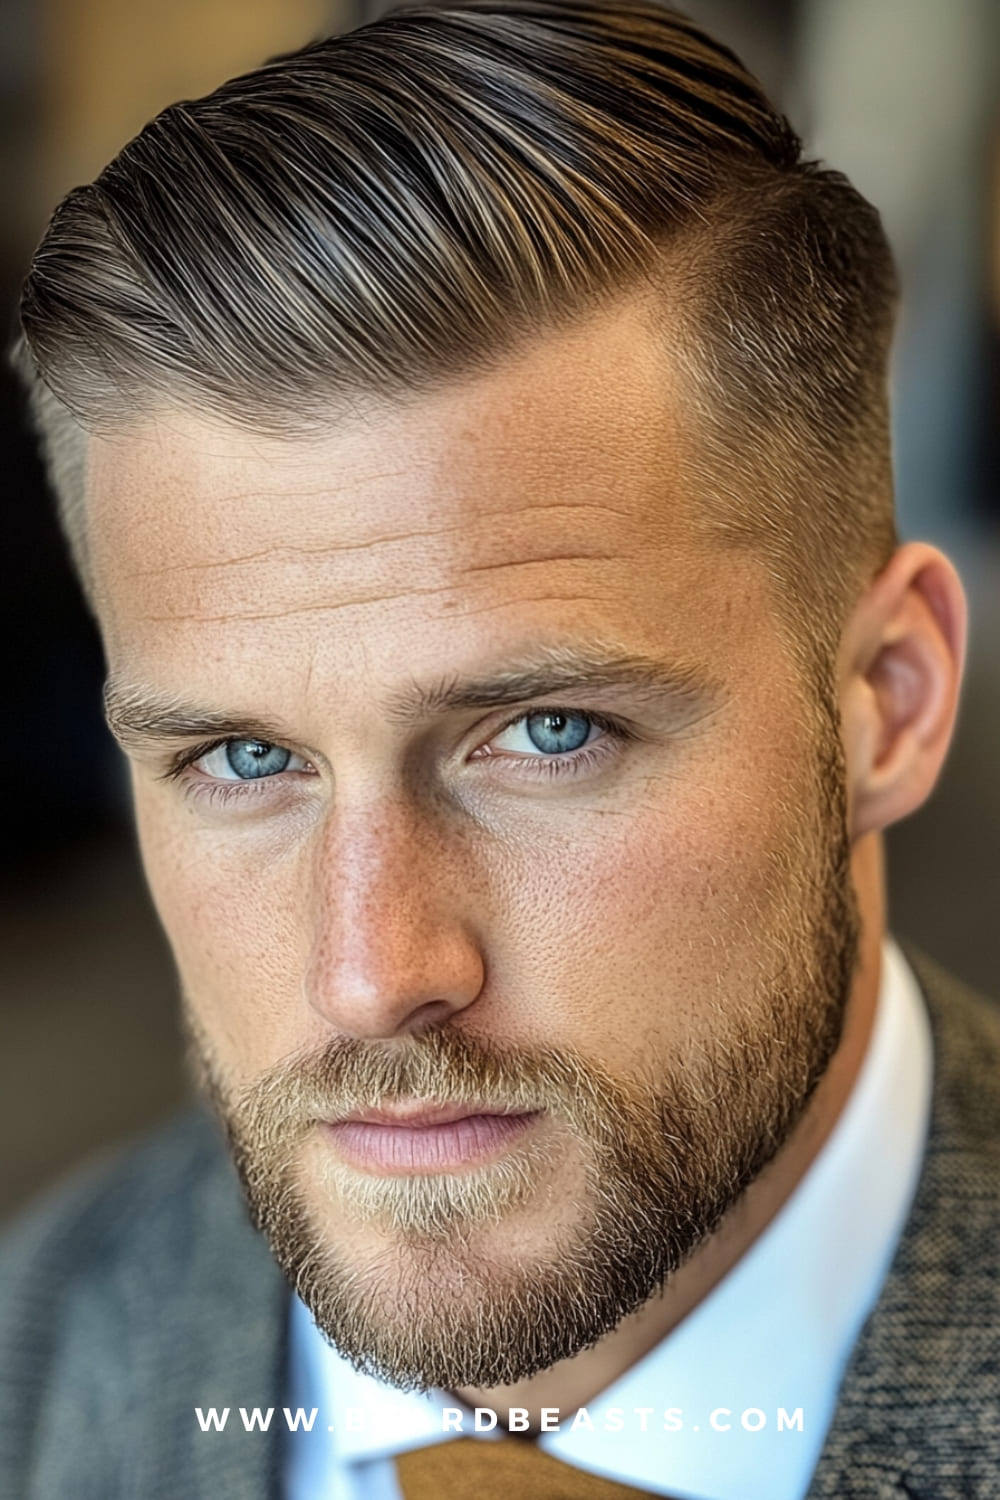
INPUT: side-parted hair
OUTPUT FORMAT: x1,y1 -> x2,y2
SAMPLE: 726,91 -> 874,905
15,0 -> 898,671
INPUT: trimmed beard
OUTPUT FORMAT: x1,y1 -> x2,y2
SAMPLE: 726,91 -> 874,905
186,716 -> 860,1392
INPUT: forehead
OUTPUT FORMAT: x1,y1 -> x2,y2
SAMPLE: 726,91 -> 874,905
85,297 -> 766,705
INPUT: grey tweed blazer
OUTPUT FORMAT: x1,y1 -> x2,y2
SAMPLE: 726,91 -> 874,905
1,950 -> 997,1499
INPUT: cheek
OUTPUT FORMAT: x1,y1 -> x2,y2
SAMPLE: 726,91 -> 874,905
480,762 -> 801,1063
133,788 -> 311,1076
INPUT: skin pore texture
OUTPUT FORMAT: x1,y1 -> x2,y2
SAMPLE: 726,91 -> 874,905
87,296 -> 965,1423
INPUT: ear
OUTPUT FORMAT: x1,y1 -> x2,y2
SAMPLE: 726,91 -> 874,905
838,542 -> 967,841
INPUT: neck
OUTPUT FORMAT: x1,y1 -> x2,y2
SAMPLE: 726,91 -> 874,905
456,834 -> 886,1427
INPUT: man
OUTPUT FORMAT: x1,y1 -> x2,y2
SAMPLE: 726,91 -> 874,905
1,3 -> 997,1497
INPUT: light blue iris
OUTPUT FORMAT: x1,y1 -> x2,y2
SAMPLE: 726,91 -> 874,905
524,711 -> 591,754
225,740 -> 292,779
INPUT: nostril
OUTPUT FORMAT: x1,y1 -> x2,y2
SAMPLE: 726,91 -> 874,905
404,998 -> 462,1034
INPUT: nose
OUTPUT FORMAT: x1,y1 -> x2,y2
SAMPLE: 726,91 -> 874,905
304,798 -> 486,1039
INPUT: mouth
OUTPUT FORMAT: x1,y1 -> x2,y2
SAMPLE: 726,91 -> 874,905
322,1103 -> 543,1173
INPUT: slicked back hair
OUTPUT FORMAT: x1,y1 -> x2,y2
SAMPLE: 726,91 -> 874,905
15,0 -> 899,677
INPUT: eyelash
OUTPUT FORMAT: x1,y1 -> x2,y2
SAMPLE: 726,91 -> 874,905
163,709 -> 632,806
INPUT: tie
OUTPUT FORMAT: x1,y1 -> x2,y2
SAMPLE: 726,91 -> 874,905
395,1436 -> 663,1499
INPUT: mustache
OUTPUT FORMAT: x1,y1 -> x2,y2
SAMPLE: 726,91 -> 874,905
216,1025 -> 621,1144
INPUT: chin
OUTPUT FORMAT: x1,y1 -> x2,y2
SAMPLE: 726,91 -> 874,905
290,1202 -> 610,1393
260,1143 -> 667,1393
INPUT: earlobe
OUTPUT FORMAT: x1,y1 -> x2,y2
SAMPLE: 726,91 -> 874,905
841,543 -> 967,841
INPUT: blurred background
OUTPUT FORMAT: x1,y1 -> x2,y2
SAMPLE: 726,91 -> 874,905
2,0 -> 998,1221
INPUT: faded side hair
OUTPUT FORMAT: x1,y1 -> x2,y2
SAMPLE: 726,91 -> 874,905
14,0 -> 898,668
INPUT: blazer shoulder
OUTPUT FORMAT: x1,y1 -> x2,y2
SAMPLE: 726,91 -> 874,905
0,1108 -> 235,1292
0,1110 -> 285,1500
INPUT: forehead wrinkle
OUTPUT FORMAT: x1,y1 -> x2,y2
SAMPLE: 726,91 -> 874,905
135,575 -> 477,624
119,503 -> 640,583
463,551 -> 619,575
132,545 -> 630,624
135,590 -> 615,626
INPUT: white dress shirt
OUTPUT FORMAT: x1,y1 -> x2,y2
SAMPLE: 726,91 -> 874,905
284,940 -> 932,1500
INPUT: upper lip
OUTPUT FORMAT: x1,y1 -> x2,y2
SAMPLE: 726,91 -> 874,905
331,1103 -> 533,1128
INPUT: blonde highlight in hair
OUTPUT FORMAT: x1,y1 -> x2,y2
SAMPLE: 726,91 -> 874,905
15,0 -> 898,648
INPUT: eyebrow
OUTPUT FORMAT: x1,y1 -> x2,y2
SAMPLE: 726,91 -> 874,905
103,646 -> 722,753
384,647 -> 721,722
102,684 -> 288,754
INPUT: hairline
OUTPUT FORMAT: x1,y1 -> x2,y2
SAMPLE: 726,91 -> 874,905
19,251 -> 894,655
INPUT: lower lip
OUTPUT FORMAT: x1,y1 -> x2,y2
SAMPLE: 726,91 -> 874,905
323,1113 -> 541,1172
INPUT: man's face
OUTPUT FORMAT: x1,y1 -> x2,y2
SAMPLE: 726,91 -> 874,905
89,298 -> 858,1391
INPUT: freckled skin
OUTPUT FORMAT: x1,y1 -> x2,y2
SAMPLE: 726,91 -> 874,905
87,297 -> 899,1413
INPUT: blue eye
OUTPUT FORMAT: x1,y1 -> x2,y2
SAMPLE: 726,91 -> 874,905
191,739 -> 299,781
479,708 -> 622,777
224,740 -> 291,779
522,711 -> 593,754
